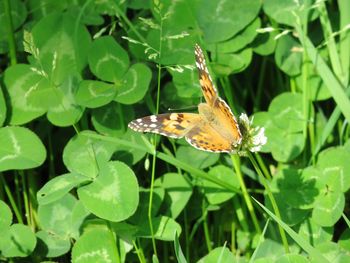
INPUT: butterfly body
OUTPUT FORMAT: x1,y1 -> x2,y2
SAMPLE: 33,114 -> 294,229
128,44 -> 242,153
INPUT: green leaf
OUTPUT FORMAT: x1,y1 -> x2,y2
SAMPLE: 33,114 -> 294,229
35,230 -> 71,258
176,146 -> 219,169
77,161 -> 139,222
275,254 -> 310,263
315,241 -> 350,263
338,229 -> 350,252
295,66 -> 331,101
4,64 -> 46,125
136,216 -> 182,241
206,17 -> 261,53
271,168 -> 319,210
111,129 -> 147,165
263,0 -> 319,26
174,231 -> 187,263
275,35 -> 302,76
262,92 -> 305,161
298,218 -> 333,246
194,0 -> 261,43
38,194 -> 89,238
72,228 -> 119,263
128,188 -> 164,225
115,63 -> 152,104
37,173 -> 90,205
252,30 -> 277,56
88,36 -> 129,82
265,122 -> 305,162
295,25 -> 350,123
197,247 -> 236,263
31,12 -> 90,75
0,84 -> 6,125
76,80 -> 117,108
0,224 -> 36,257
212,48 -> 253,75
0,200 -> 12,229
251,239 -> 285,261
264,196 -> 309,226
0,126 -> 46,171
203,165 -> 239,205
46,75 -> 84,127
155,173 -> 193,218
317,147 -> 350,192
312,189 -> 344,227
63,130 -> 117,178
253,197 -> 329,263
0,0 -> 27,53
91,102 -> 134,136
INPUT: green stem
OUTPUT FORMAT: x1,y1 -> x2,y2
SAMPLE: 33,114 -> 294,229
232,196 -> 249,232
147,6 -> 164,257
133,239 -> 146,263
114,4 -> 147,43
202,199 -> 212,252
19,171 -> 31,226
247,152 -> 289,253
254,153 -> 271,181
230,155 -> 261,234
4,0 -> 17,65
0,173 -> 23,224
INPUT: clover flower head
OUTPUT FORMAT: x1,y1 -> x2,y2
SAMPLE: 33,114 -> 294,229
236,113 -> 267,156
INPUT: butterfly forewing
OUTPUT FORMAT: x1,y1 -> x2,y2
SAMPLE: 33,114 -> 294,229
194,44 -> 218,105
128,113 -> 201,138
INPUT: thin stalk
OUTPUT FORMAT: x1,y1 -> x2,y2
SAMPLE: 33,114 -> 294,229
133,239 -> 146,263
183,209 -> 190,261
230,221 -> 236,253
19,171 -> 31,226
147,7 -> 164,257
254,154 -> 271,181
231,155 -> 262,234
255,57 -> 267,111
114,4 -> 147,43
0,173 -> 23,224
4,0 -> 17,65
247,152 -> 289,253
232,196 -> 249,232
202,200 -> 212,252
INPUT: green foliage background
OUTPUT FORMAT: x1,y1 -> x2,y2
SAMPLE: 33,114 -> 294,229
0,0 -> 350,262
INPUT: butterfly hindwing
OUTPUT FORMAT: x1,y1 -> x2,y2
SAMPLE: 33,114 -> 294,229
212,98 -> 242,145
128,113 -> 201,138
185,120 -> 233,153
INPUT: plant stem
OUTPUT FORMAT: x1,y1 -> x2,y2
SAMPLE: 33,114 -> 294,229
0,173 -> 23,224
247,152 -> 289,253
4,0 -> 17,65
202,199 -> 212,252
230,154 -> 261,234
147,5 -> 164,257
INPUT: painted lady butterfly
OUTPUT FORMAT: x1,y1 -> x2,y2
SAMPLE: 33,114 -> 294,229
128,44 -> 242,153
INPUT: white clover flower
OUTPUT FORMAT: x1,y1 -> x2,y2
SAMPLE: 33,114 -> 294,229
236,113 -> 267,156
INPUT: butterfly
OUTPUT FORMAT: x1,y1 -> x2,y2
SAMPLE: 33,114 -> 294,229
128,44 -> 242,153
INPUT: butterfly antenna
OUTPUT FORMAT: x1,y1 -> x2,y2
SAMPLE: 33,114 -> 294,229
167,105 -> 198,111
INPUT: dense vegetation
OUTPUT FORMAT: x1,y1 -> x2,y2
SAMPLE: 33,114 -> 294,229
0,0 -> 349,262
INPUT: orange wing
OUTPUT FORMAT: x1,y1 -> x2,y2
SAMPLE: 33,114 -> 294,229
185,120 -> 234,153
194,44 -> 218,105
195,44 -> 242,145
128,113 -> 201,138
